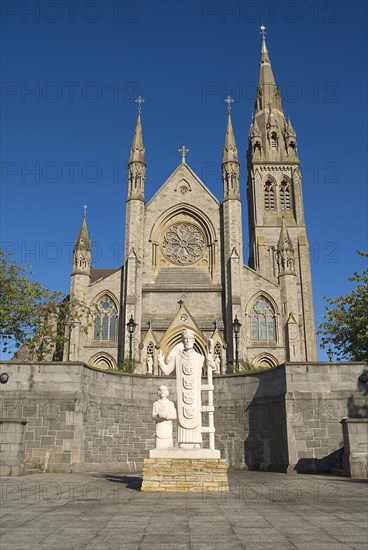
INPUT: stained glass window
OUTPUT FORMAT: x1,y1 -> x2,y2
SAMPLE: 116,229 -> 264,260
162,223 -> 205,265
251,298 -> 276,342
93,297 -> 118,341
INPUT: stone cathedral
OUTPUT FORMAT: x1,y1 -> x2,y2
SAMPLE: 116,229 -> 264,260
65,34 -> 317,373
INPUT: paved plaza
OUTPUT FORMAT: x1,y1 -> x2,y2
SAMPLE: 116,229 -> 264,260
0,470 -> 367,550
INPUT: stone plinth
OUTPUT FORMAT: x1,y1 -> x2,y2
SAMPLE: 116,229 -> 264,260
149,448 -> 221,459
341,418 -> 368,479
141,457 -> 229,492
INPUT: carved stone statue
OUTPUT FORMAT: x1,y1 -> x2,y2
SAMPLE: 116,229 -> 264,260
158,329 -> 215,449
214,356 -> 221,374
152,385 -> 177,449
147,356 -> 153,375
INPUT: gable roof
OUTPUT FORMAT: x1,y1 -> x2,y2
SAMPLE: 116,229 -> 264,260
90,268 -> 120,284
146,162 -> 220,208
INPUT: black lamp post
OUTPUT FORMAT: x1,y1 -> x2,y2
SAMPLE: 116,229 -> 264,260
327,347 -> 333,362
232,315 -> 241,370
126,315 -> 137,368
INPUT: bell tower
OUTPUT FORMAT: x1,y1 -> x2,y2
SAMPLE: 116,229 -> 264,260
247,27 -> 316,361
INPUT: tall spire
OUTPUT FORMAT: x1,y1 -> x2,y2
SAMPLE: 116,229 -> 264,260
129,111 -> 145,165
258,25 -> 276,92
75,215 -> 91,252
128,103 -> 146,200
72,212 -> 91,276
248,26 -> 290,163
255,25 -> 282,116
222,99 -> 240,199
223,111 -> 239,164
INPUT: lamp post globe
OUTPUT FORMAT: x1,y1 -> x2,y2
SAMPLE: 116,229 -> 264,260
0,373 -> 9,384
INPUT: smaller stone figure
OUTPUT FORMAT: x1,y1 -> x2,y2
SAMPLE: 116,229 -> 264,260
147,356 -> 153,375
214,356 -> 221,374
152,385 -> 177,449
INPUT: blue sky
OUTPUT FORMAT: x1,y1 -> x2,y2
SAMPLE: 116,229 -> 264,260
1,0 -> 367,360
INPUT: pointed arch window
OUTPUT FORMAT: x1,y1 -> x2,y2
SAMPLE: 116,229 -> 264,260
147,341 -> 154,358
214,341 -> 222,358
93,296 -> 118,341
280,180 -> 291,211
251,298 -> 276,342
264,180 -> 275,211
270,132 -> 278,149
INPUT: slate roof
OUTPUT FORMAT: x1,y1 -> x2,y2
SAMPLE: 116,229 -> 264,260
90,268 -> 120,283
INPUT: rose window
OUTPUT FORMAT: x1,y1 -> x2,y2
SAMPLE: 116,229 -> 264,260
162,223 -> 205,264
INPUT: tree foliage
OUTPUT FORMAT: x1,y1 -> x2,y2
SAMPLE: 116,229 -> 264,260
318,251 -> 368,361
0,250 -> 93,360
117,357 -> 136,373
233,359 -> 269,374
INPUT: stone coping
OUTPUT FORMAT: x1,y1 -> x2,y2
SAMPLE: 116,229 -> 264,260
0,360 -> 366,379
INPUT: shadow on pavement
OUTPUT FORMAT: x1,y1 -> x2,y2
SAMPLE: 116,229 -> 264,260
99,474 -> 143,491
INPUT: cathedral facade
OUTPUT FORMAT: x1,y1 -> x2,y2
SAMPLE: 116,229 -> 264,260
65,34 -> 317,373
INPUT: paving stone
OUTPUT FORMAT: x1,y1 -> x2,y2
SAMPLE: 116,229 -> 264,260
0,471 -> 366,550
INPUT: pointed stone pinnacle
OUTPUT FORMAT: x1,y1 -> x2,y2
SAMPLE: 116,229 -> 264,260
129,112 -> 146,164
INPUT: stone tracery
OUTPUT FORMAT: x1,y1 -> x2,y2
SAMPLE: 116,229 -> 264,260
161,223 -> 206,265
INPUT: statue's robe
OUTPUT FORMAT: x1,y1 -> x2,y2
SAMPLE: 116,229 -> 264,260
152,399 -> 176,448
166,349 -> 204,445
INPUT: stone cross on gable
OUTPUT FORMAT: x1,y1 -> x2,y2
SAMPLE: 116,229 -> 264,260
178,145 -> 189,164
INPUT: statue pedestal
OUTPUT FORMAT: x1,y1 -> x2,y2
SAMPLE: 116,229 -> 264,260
149,448 -> 221,459
141,451 -> 229,492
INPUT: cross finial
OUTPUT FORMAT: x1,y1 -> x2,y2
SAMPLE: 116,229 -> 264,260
224,95 -> 234,113
83,203 -> 88,217
135,96 -> 145,113
260,23 -> 266,40
178,145 -> 189,164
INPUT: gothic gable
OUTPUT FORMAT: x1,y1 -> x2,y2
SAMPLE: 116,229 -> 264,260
146,163 -> 219,209
143,163 -> 221,284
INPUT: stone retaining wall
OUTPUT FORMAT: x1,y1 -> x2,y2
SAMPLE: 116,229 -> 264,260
0,361 -> 366,475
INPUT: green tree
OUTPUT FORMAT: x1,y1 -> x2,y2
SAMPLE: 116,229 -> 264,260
236,358 -> 270,373
0,250 -> 93,360
117,357 -> 136,373
318,251 -> 368,361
